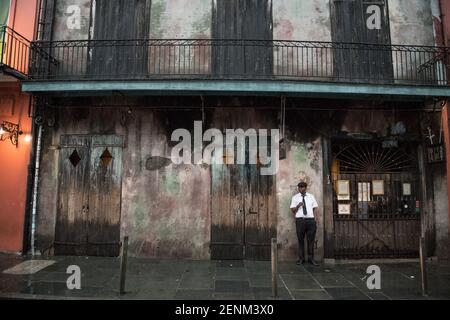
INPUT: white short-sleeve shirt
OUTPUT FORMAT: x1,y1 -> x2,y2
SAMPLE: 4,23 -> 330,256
290,192 -> 319,218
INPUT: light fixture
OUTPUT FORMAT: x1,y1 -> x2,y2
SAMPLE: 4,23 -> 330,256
0,121 -> 23,147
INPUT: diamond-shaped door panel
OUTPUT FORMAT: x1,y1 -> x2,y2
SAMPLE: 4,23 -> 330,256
100,148 -> 113,167
69,149 -> 81,167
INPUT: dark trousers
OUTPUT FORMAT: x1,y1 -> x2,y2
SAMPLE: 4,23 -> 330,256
296,218 -> 317,261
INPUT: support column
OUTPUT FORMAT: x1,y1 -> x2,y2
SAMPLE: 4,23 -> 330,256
442,102 -> 450,235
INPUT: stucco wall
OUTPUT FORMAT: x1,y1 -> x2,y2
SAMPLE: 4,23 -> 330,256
389,0 -> 435,46
120,110 -> 211,258
150,0 -> 211,74
0,83 -> 32,253
7,0 -> 38,39
277,138 -> 323,261
273,0 -> 331,42
273,0 -> 332,78
0,0 -> 36,254
150,0 -> 211,39
432,165 -> 449,259
389,0 -> 436,83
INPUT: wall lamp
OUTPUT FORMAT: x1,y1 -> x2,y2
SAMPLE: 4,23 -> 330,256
0,121 -> 23,147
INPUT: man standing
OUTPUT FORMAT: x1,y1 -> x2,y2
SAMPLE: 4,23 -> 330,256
290,182 -> 319,266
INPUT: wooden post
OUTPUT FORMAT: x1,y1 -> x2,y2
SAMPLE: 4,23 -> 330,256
119,236 -> 129,295
419,236 -> 428,297
271,238 -> 278,299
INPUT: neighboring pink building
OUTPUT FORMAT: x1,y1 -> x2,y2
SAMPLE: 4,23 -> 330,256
0,0 -> 38,253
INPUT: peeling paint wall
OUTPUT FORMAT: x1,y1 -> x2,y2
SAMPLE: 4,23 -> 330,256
273,0 -> 332,78
389,0 -> 436,83
150,0 -> 211,75
150,0 -> 211,38
426,111 -> 449,259
121,110 -> 211,258
432,165 -> 449,259
277,137 -> 323,261
389,0 -> 435,45
430,0 -> 444,46
273,0 -> 331,41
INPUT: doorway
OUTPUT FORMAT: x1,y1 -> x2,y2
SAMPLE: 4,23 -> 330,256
331,140 -> 421,258
54,134 -> 124,256
210,140 -> 277,260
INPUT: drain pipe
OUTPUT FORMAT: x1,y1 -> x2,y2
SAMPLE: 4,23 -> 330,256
30,123 -> 43,256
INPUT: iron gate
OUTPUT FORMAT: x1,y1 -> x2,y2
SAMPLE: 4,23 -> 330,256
332,142 -> 421,259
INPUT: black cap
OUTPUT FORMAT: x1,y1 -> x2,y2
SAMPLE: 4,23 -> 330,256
297,182 -> 307,188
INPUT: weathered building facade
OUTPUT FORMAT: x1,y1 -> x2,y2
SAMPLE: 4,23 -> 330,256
21,0 -> 450,261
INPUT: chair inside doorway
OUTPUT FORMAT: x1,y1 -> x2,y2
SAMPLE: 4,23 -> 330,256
331,140 -> 421,259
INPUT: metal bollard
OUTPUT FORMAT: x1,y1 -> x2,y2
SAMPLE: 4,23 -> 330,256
120,236 -> 129,295
271,238 -> 278,299
419,236 -> 428,297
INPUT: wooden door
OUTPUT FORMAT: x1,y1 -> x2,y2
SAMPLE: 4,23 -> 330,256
86,135 -> 123,256
211,163 -> 245,260
211,0 -> 273,77
211,154 -> 276,260
243,164 -> 276,260
330,0 -> 393,82
89,0 -> 151,78
54,135 -> 90,255
55,135 -> 123,256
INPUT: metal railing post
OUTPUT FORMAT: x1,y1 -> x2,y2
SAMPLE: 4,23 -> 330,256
7,28 -> 13,67
271,238 -> 278,299
46,41 -> 52,78
119,236 -> 129,295
419,236 -> 428,297
0,26 -> 5,65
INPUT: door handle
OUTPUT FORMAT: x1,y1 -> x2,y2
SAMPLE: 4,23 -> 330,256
247,210 -> 258,215
82,205 -> 89,214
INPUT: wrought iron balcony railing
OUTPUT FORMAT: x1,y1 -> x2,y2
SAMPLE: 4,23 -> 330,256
0,26 -> 33,79
29,38 -> 450,86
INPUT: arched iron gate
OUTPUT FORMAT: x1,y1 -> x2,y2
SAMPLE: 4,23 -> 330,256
331,141 -> 421,258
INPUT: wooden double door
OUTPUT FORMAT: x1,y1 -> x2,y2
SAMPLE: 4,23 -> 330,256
211,163 -> 276,260
54,135 -> 124,257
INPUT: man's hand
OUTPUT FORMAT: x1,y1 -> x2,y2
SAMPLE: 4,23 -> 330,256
291,202 -> 303,215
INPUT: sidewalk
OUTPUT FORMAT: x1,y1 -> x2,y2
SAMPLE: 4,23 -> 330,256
0,254 -> 449,300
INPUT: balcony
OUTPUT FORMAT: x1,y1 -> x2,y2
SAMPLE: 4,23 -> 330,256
23,39 -> 450,98
0,26 -> 32,79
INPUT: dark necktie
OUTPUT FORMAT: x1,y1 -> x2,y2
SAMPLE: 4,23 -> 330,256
302,195 -> 307,216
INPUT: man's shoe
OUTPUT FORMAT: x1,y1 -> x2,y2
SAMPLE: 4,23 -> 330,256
308,260 -> 319,266
296,260 -> 305,265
